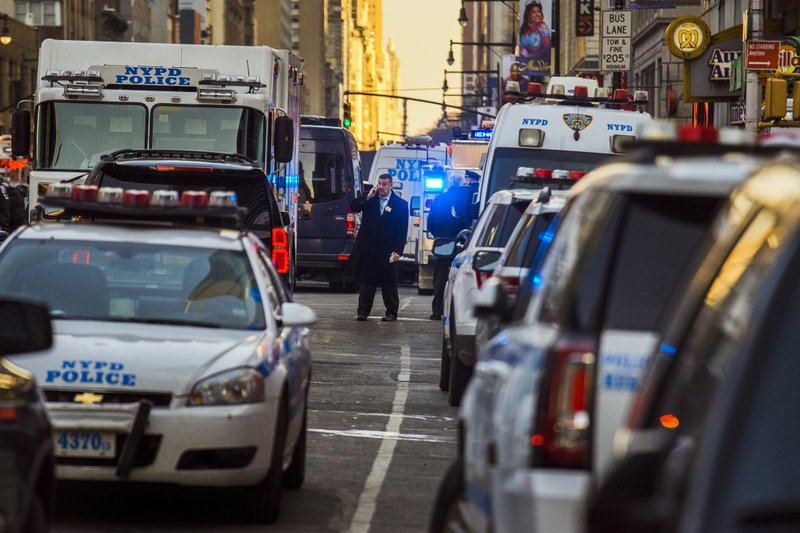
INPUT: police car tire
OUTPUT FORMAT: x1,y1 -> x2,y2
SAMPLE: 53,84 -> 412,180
244,397 -> 287,523
23,492 -> 46,533
282,394 -> 307,490
439,337 -> 450,392
448,342 -> 470,407
429,459 -> 465,533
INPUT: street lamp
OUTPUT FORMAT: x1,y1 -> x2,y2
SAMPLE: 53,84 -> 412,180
458,5 -> 469,27
447,39 -> 516,67
1,15 -> 12,46
442,76 -> 449,93
457,0 -> 518,27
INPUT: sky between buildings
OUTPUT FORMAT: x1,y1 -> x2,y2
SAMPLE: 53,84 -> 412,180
383,0 -> 462,135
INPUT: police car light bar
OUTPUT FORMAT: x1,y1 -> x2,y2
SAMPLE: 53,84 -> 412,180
64,84 -> 103,98
43,69 -> 104,84
424,177 -> 445,191
198,74 -> 266,89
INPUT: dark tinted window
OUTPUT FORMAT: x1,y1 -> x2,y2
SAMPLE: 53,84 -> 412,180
298,128 -> 353,204
478,201 -> 529,248
506,211 -> 558,267
90,166 -> 274,229
604,194 -> 723,330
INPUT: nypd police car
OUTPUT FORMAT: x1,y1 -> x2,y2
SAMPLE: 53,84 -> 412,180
0,187 -> 315,523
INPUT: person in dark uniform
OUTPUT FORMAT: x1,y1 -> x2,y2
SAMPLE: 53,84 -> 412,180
349,173 -> 409,321
428,174 -> 472,320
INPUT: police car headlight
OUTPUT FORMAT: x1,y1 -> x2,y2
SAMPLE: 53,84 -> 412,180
187,367 -> 265,406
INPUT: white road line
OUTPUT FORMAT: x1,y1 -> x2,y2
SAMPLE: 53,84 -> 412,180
399,297 -> 413,312
308,428 -> 456,444
348,344 -> 411,533
309,409 -> 455,422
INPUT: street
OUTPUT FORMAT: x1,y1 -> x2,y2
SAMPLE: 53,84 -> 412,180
52,285 -> 457,532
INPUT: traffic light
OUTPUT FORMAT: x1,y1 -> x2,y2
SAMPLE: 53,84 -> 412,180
764,78 -> 787,120
793,85 -> 800,120
343,102 -> 352,128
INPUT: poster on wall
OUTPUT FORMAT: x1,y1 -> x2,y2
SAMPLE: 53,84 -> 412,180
518,0 -> 553,77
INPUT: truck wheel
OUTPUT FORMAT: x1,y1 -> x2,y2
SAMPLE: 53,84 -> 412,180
243,398 -> 286,523
439,337 -> 450,392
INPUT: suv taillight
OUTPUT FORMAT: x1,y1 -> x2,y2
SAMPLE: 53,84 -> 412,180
346,207 -> 356,238
475,269 -> 492,289
272,227 -> 290,274
531,335 -> 596,469
495,274 -> 520,298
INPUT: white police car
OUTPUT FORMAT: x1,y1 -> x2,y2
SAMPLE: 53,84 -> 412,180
0,187 -> 315,523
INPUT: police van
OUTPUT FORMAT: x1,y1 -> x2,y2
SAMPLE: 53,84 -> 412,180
367,137 -> 449,279
478,76 -> 654,211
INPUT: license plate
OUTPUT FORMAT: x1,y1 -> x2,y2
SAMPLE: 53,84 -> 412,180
54,431 -> 116,458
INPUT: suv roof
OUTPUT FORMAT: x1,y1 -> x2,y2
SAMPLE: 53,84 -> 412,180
487,188 -> 540,205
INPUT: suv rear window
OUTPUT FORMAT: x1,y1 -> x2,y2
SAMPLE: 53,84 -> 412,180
505,211 -> 558,267
477,201 -> 529,248
299,128 -> 353,204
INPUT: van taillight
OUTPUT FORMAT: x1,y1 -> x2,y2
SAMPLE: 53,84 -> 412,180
346,208 -> 356,238
271,228 -> 290,274
531,336 -> 596,469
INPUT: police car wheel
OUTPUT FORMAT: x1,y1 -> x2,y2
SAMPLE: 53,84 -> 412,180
23,492 -> 47,533
283,391 -> 307,490
429,459 -> 466,533
448,341 -> 471,407
243,397 -> 287,523
439,337 -> 450,392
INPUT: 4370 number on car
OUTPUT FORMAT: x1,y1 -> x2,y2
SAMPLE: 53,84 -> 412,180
54,431 -> 116,458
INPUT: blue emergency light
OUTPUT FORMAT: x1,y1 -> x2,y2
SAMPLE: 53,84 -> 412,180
424,177 -> 445,191
470,128 -> 493,140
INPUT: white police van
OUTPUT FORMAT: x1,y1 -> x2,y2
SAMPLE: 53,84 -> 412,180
478,77 -> 654,211
0,187 -> 316,524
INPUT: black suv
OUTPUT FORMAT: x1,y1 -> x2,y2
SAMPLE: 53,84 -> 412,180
0,298 -> 55,532
81,150 -> 293,288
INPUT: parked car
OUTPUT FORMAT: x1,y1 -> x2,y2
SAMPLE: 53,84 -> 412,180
443,138 -> 761,533
0,297 -> 55,533
589,154 -> 800,533
297,118 -> 363,291
1,189 -> 316,524
441,188 -> 536,405
79,149 -> 295,291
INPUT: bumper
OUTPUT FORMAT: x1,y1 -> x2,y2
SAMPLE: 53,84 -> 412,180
297,252 -> 350,272
49,398 -> 280,487
493,467 -> 589,533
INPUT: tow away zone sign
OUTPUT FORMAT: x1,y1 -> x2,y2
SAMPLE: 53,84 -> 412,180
601,10 -> 632,71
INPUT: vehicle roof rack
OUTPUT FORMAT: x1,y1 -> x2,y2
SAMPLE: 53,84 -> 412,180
41,197 -> 247,228
102,149 -> 258,166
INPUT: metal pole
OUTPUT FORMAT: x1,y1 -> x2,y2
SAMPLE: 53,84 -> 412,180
744,0 -> 763,132
402,100 -> 408,138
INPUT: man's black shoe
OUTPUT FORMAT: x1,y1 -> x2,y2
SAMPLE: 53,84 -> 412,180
357,315 -> 368,321
381,315 -> 397,322
430,313 -> 442,320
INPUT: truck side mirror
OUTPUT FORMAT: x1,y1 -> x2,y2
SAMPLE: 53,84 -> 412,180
274,116 -> 294,163
0,298 -> 53,356
11,109 -> 31,159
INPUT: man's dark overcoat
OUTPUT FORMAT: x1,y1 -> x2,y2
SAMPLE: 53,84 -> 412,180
348,192 -> 409,286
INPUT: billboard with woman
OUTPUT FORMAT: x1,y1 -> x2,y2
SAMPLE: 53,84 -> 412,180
518,0 -> 552,77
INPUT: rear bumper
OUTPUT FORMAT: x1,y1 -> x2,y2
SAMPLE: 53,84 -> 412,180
297,253 -> 350,272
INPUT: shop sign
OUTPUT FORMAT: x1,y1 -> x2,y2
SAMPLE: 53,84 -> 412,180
730,102 -> 745,125
708,48 -> 741,80
777,37 -> 800,74
666,16 -> 711,60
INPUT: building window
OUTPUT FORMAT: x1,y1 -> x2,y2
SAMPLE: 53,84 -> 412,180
16,1 -> 62,26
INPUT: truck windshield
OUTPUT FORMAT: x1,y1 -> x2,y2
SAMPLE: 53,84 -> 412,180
151,105 -> 266,166
298,129 -> 352,204
486,147 -> 611,198
36,102 -> 147,170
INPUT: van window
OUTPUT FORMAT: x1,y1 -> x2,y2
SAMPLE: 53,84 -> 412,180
298,129 -> 353,204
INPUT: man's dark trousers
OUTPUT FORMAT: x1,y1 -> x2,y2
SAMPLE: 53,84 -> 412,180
358,282 -> 400,318
432,255 -> 450,316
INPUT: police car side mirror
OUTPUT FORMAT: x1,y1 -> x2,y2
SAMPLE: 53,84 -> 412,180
11,109 -> 31,159
274,116 -> 294,164
473,277 -> 511,321
454,228 -> 471,254
0,298 -> 53,356
277,302 -> 316,328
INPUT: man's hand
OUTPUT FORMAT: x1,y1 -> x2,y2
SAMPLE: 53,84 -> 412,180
367,186 -> 378,200
390,252 -> 400,263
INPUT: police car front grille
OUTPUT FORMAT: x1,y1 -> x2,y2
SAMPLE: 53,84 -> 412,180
43,389 -> 173,407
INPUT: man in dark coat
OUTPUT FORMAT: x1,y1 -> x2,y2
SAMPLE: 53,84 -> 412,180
428,175 -> 472,320
349,173 -> 409,321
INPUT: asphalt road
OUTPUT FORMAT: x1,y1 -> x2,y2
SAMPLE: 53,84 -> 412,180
52,284 -> 458,532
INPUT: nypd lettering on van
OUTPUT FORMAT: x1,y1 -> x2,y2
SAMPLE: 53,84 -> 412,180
114,66 -> 191,86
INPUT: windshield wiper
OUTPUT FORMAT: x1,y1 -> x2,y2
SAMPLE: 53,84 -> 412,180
54,315 -> 222,329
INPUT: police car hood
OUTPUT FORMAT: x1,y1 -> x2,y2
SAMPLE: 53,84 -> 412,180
10,320 -> 265,396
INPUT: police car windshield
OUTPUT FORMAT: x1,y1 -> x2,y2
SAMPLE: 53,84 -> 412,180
487,147 -> 609,197
151,105 -> 266,166
91,167 -> 273,229
36,102 -> 147,170
298,129 -> 353,204
0,240 -> 266,331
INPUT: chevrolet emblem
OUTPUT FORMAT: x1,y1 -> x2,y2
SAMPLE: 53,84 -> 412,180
74,392 -> 104,405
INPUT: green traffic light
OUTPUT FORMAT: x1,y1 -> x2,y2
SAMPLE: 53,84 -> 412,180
343,118 -> 352,127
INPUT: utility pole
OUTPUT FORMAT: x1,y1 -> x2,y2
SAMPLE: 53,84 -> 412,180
745,0 -> 763,132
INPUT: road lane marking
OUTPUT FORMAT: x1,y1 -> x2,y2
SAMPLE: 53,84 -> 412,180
348,344 -> 411,533
310,409 -> 455,422
308,428 -> 456,444
399,297 -> 412,312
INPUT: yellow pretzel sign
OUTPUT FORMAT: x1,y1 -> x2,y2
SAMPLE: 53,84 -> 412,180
666,16 -> 710,60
